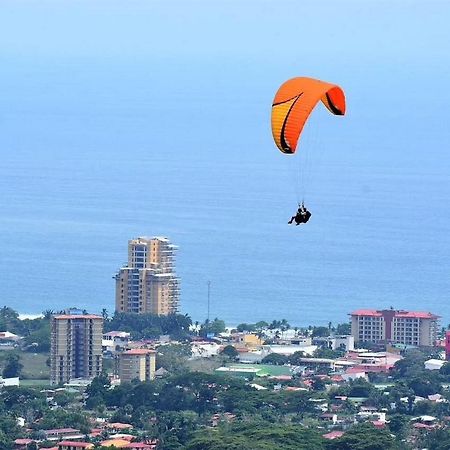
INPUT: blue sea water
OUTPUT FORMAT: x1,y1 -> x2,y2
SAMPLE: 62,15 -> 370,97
1,0 -> 450,326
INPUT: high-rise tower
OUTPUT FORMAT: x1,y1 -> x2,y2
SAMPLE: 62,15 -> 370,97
115,237 -> 180,315
50,309 -> 103,385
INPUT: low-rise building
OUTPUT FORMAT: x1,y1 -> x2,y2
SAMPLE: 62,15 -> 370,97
102,331 -> 131,354
424,359 -> 445,370
0,376 -> 19,388
191,340 -> 221,358
119,349 -> 156,383
43,428 -> 84,441
57,442 -> 94,450
231,333 -> 263,348
314,335 -> 354,351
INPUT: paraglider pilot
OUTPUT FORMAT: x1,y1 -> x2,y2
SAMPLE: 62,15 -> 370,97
288,202 -> 311,226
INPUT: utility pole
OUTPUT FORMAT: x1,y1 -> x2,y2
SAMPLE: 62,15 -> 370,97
207,280 -> 211,323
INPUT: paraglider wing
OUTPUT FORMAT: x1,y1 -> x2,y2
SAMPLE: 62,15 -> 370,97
271,77 -> 346,154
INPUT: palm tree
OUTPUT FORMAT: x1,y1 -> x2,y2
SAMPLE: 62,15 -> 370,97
42,309 -> 54,320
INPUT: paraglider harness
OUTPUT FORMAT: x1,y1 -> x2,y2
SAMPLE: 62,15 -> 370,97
288,202 -> 311,226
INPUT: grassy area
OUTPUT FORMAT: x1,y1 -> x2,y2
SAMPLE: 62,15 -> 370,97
187,356 -> 224,373
0,349 -> 49,380
20,379 -> 51,387
19,352 -> 50,379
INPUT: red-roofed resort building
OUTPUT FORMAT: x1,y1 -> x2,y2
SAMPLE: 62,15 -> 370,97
350,309 -> 439,346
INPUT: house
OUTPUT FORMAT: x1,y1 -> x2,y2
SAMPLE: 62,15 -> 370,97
319,413 -> 338,424
100,438 -> 131,448
424,359 -> 445,371
0,377 -> 20,388
102,331 -> 130,354
14,439 -> 35,449
57,442 -> 94,450
43,428 -> 84,441
124,443 -> 158,449
191,341 -> 221,358
0,331 -> 21,345
105,422 -> 134,433
231,333 -> 263,348
322,431 -> 344,440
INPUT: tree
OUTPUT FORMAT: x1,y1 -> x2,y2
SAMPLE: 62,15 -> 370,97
255,321 -> 269,330
288,351 -> 305,365
336,323 -> 351,335
313,347 -> 342,359
440,361 -> 450,377
220,345 -> 239,361
407,372 -> 442,397
236,323 -> 255,332
391,349 -> 427,379
23,324 -> 51,352
156,343 -> 192,374
311,326 -> 329,337
345,379 -> 376,398
387,414 -> 409,438
419,428 -> 450,450
311,376 -> 326,391
101,308 -> 109,321
0,307 -> 20,332
261,353 -> 288,366
327,423 -> 400,450
2,353 -> 23,378
185,421 -> 326,450
201,318 -> 226,336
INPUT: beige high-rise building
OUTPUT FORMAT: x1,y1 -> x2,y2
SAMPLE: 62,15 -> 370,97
115,237 -> 180,315
119,349 -> 156,383
50,310 -> 103,385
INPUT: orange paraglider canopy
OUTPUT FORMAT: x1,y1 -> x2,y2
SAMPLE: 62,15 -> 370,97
271,77 -> 346,154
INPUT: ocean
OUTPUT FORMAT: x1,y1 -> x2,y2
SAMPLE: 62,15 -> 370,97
1,1 -> 450,327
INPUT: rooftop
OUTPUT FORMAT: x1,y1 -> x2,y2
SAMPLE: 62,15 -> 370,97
57,442 -> 93,449
53,315 -> 102,320
350,309 -> 439,319
122,349 -> 156,356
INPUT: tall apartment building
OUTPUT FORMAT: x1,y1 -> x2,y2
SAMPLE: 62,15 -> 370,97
118,349 -> 156,383
50,310 -> 103,385
350,309 -> 439,347
115,236 -> 180,315
445,331 -> 450,361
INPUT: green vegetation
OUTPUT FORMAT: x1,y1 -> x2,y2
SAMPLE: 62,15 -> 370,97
327,423 -> 400,449
1,307 -> 450,449
105,312 -> 192,340
185,422 -> 326,449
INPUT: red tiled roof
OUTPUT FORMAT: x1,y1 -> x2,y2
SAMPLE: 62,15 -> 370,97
44,428 -> 81,434
57,442 -> 93,448
125,444 -> 156,449
123,349 -> 156,355
331,375 -> 344,382
350,309 -> 382,317
14,439 -> 34,445
395,311 -> 440,319
322,431 -> 344,440
350,309 -> 439,319
106,422 -> 134,429
372,420 -> 386,428
413,423 -> 435,430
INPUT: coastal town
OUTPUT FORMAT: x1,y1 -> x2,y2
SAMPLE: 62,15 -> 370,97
0,237 -> 450,449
